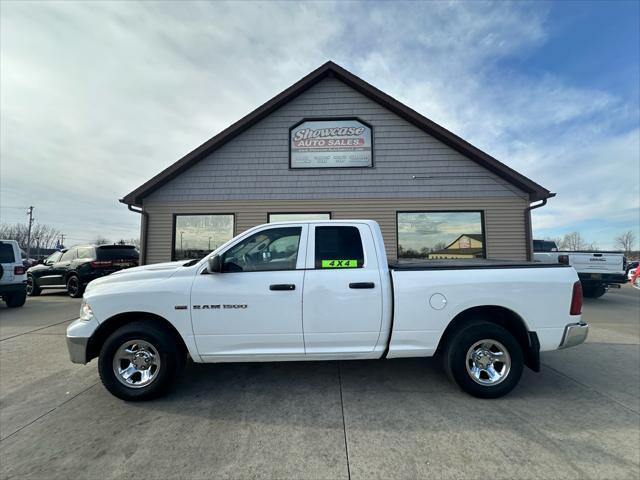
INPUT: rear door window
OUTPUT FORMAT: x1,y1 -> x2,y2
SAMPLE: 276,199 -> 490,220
77,247 -> 94,260
0,243 -> 16,263
314,226 -> 364,269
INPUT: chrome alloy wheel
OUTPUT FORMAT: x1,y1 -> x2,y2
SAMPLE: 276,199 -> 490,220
112,340 -> 161,389
465,339 -> 511,386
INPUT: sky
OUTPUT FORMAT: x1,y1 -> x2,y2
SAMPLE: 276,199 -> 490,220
1,0 -> 639,250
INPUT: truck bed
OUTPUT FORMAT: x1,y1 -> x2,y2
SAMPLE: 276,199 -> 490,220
389,259 -> 572,270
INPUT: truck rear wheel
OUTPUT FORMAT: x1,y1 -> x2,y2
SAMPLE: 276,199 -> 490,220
444,321 -> 523,398
98,320 -> 183,401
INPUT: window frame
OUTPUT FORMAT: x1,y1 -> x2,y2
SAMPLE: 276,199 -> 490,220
171,213 -> 235,262
267,212 -> 332,223
395,210 -> 487,260
220,226 -> 304,273
311,224 -> 366,270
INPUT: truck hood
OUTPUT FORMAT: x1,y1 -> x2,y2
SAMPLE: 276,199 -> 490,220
85,260 -> 190,292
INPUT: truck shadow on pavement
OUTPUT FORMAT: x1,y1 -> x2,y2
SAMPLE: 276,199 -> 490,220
120,354 -> 638,435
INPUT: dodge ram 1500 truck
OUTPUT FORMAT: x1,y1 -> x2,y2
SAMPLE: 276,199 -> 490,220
67,220 -> 587,401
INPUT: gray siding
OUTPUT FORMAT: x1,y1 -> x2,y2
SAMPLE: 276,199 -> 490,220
144,197 -> 529,264
144,77 -> 528,203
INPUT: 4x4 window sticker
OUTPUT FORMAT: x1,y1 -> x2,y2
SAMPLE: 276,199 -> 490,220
321,259 -> 358,268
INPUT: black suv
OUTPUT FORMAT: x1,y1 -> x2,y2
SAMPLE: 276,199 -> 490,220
27,245 -> 139,298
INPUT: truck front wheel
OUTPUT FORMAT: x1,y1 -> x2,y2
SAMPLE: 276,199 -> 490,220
98,320 -> 183,401
444,321 -> 523,398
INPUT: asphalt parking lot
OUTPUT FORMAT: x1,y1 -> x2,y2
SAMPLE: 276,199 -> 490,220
1,287 -> 639,479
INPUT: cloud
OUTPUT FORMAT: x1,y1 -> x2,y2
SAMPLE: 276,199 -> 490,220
1,1 -> 637,249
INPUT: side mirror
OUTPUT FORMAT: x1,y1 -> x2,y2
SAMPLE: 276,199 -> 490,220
207,254 -> 222,273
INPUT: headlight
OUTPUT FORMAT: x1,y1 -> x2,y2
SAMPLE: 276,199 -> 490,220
79,300 -> 94,321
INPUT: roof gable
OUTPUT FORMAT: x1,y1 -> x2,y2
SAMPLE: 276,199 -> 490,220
121,61 -> 552,206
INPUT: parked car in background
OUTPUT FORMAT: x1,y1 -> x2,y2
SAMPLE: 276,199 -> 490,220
28,245 -> 139,298
626,261 -> 638,276
533,239 -> 627,298
0,239 -> 27,308
628,266 -> 638,282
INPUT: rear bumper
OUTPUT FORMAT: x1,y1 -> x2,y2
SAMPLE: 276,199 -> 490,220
559,322 -> 589,349
578,273 -> 627,284
0,282 -> 27,295
66,317 -> 100,364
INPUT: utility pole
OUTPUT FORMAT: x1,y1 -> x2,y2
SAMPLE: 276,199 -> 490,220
180,231 -> 184,252
59,234 -> 65,249
26,206 -> 34,261
208,236 -> 212,250
35,236 -> 41,260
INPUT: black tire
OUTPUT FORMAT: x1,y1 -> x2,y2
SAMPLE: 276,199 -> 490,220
582,284 -> 606,298
98,320 -> 183,401
66,275 -> 84,298
443,320 -> 523,399
5,291 -> 27,308
27,275 -> 41,296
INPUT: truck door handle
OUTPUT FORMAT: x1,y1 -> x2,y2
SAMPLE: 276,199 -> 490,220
349,282 -> 375,289
269,284 -> 296,291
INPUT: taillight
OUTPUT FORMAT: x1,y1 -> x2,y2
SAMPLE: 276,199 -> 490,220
570,281 -> 583,315
14,266 -> 25,275
90,260 -> 113,268
558,254 -> 569,265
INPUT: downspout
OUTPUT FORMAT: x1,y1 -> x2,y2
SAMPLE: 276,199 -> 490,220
127,204 -> 149,265
524,195 -> 554,261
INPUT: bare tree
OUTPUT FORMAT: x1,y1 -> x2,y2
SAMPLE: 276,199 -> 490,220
560,232 -> 587,251
92,236 -> 111,245
615,231 -> 637,255
0,222 -> 62,250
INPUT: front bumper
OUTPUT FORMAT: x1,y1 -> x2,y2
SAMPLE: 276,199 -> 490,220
66,317 -> 100,364
559,322 -> 589,349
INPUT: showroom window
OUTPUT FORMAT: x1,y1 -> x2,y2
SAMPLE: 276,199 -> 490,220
268,212 -> 331,223
173,214 -> 234,261
397,211 -> 485,260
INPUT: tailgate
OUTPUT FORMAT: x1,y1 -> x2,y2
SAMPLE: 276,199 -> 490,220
569,253 -> 624,274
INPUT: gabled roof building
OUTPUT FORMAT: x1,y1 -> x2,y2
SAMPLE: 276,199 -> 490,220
122,61 -> 553,264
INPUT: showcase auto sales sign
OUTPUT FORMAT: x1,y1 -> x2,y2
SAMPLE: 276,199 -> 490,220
290,119 -> 372,168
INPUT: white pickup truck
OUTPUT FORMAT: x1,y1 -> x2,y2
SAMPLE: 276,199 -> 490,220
67,220 -> 587,401
533,240 -> 627,298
